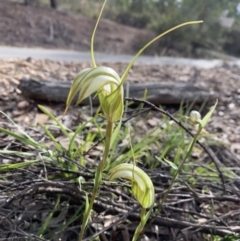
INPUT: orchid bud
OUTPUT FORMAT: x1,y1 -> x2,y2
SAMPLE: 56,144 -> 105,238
187,110 -> 201,126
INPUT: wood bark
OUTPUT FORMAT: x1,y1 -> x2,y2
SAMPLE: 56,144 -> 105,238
18,78 -> 217,106
50,0 -> 57,9
24,0 -> 57,8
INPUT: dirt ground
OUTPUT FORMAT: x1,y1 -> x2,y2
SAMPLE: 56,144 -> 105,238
0,0 -> 156,54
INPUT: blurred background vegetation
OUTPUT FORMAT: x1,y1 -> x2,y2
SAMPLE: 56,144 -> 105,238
18,0 -> 240,57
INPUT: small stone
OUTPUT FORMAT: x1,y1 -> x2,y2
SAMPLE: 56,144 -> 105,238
147,118 -> 159,127
36,113 -> 49,124
218,111 -> 224,116
17,100 -> 29,110
228,103 -> 235,109
12,110 -> 24,117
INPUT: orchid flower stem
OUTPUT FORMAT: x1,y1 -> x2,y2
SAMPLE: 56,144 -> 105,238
101,121 -> 114,167
133,206 -> 154,241
157,126 -> 202,213
78,121 -> 113,241
132,208 -> 146,241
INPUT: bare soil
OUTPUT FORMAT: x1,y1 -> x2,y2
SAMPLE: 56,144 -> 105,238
0,0 -> 156,54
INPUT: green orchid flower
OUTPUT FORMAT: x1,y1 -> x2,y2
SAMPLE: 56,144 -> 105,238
66,66 -> 123,123
110,163 -> 155,209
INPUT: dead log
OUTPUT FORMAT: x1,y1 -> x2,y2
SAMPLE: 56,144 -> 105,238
18,78 -> 217,106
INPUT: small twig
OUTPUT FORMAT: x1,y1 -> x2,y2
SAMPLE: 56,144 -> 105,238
84,137 -> 105,155
123,108 -> 151,124
198,194 -> 240,203
163,205 -> 210,219
82,206 -> 139,241
149,215 -> 238,236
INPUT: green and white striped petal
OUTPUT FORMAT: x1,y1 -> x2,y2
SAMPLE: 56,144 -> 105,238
109,163 -> 155,208
65,66 -> 124,122
99,85 -> 124,122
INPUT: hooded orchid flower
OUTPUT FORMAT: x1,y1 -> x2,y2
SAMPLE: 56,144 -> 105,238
110,163 -> 155,208
65,66 -> 124,123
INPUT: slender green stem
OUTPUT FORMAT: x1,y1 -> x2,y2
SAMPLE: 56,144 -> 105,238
91,0 -> 107,68
121,21 -> 203,83
157,126 -> 202,213
132,208 -> 146,241
133,206 -> 154,241
101,121 -> 114,167
78,121 -> 113,241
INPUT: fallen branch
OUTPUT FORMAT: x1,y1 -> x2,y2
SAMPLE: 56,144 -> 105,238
18,78 -> 217,105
